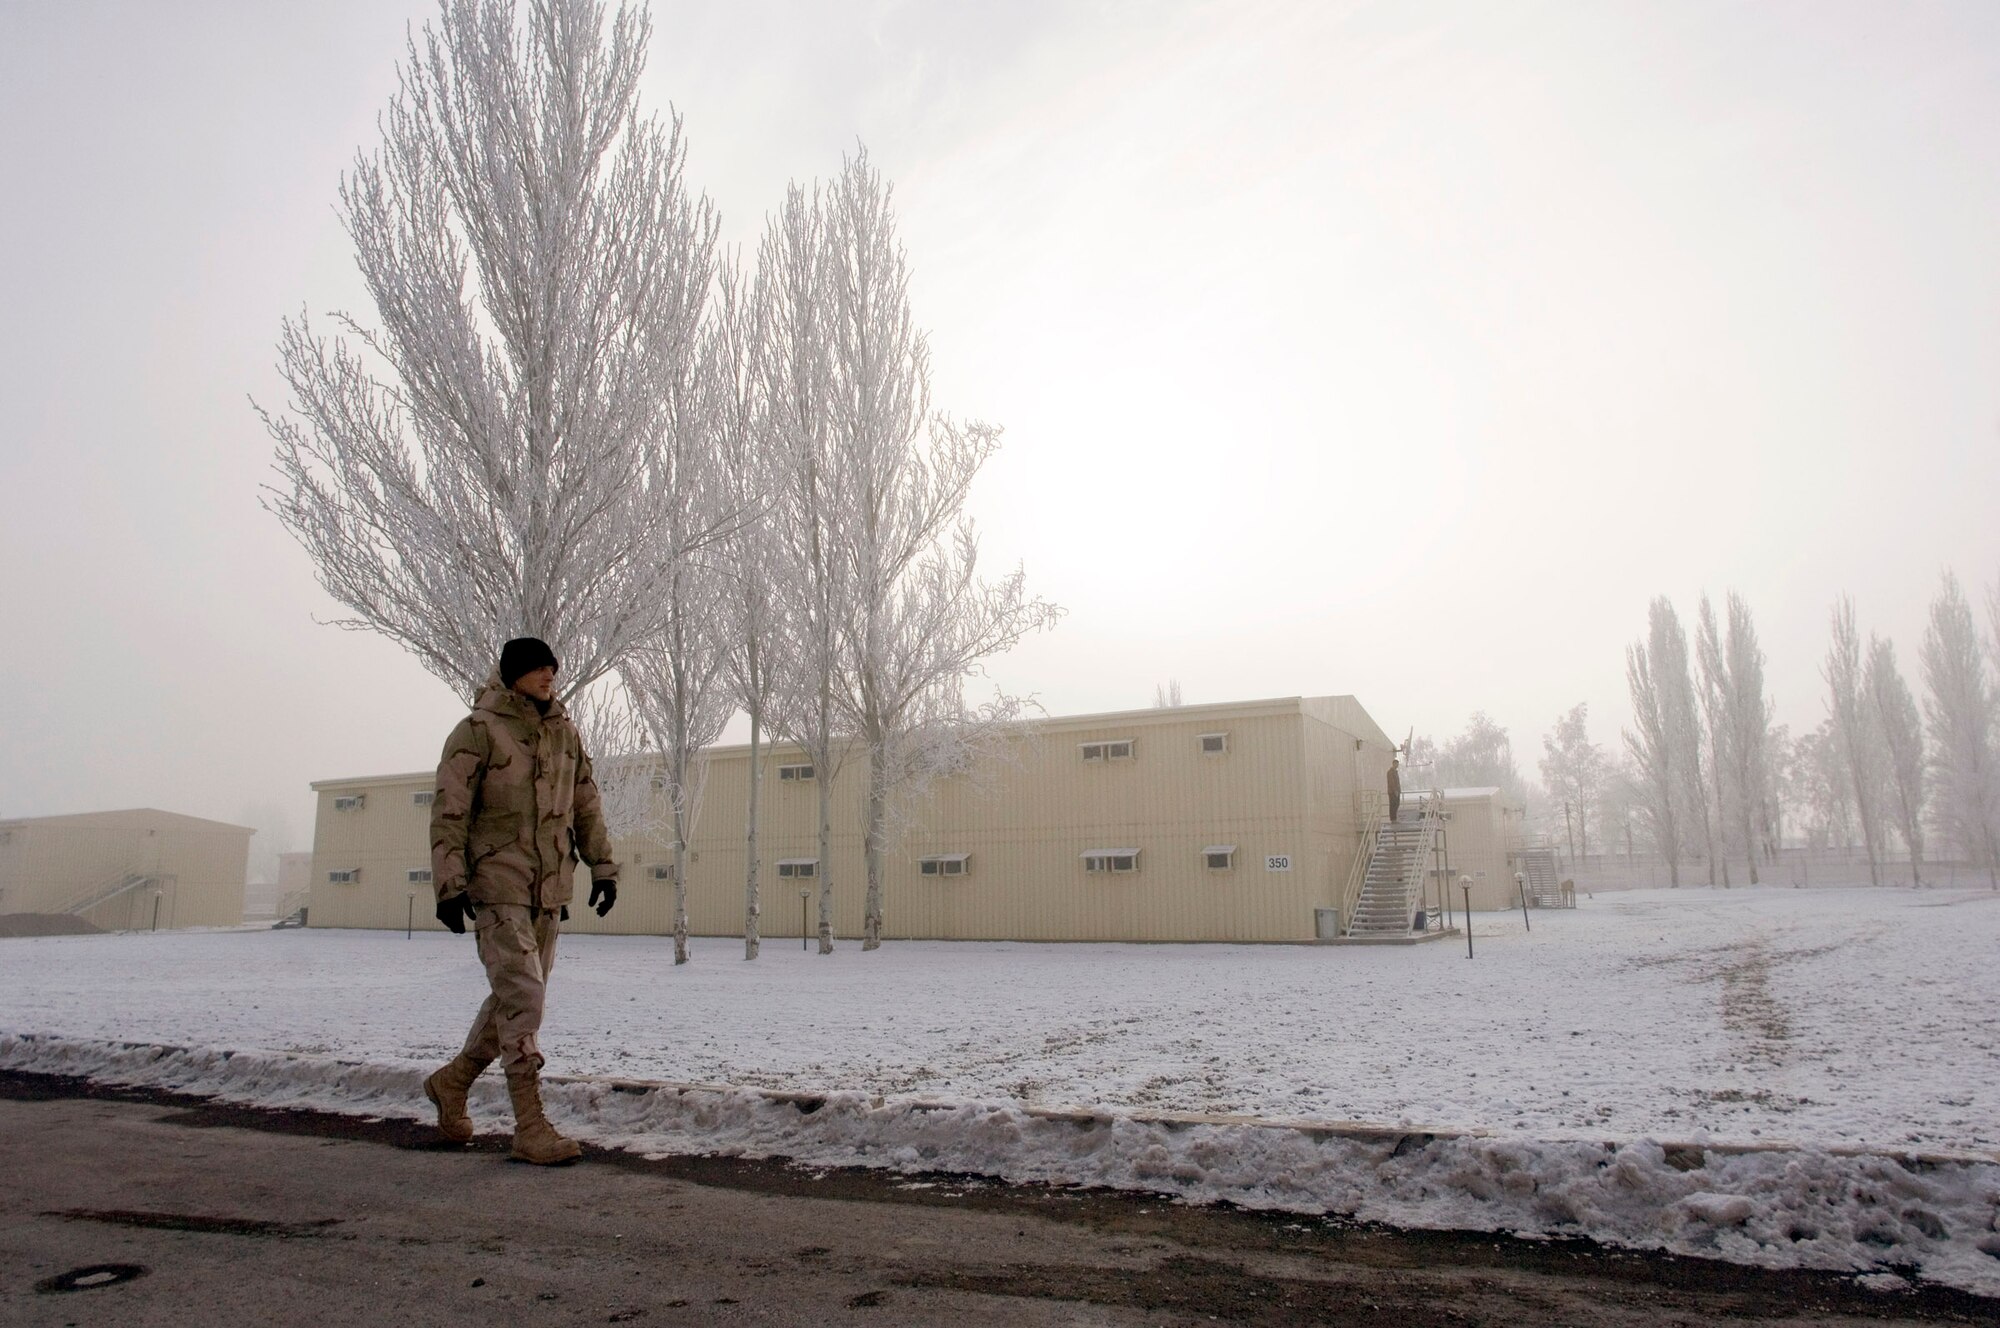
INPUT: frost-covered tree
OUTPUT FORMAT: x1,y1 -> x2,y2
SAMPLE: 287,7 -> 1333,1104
1762,723 -> 1795,860
1437,712 -> 1522,798
1793,720 -> 1854,854
623,287 -> 738,963
815,150 -> 1061,951
709,258 -> 782,960
1823,597 -> 1889,885
1865,634 -> 1926,885
1696,592 -> 1773,885
1153,680 -> 1184,708
1623,627 -> 1682,882
1921,573 -> 1999,883
1539,703 -> 1605,863
1656,601 -> 1714,884
1693,596 -> 1735,885
1624,598 -> 1705,885
758,180 -> 856,956
1403,732 -> 1441,791
569,685 -> 670,840
1597,755 -> 1645,860
625,602 -> 730,965
261,0 -> 718,699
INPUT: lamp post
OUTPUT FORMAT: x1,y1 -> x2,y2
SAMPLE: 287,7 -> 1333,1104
1515,870 -> 1532,932
1459,875 -> 1473,958
151,889 -> 164,933
800,889 -> 810,952
407,892 -> 416,940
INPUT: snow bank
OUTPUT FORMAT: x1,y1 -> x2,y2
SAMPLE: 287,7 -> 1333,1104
7,1030 -> 1997,1297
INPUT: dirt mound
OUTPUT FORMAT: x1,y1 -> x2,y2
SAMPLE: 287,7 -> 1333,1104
0,913 -> 105,938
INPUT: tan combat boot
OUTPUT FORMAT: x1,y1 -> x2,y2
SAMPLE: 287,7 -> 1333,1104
505,1068 -> 582,1165
423,1054 -> 489,1144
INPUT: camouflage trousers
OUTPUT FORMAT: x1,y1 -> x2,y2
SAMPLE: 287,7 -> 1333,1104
460,903 -> 561,1073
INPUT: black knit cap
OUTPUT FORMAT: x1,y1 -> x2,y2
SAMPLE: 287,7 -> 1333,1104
499,637 -> 559,687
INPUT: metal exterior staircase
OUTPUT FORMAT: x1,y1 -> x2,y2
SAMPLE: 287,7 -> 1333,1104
1345,799 -> 1441,938
1515,847 -> 1568,907
58,872 -> 165,917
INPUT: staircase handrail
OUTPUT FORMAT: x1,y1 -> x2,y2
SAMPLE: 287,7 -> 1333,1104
58,870 -> 162,917
1338,804 -> 1384,932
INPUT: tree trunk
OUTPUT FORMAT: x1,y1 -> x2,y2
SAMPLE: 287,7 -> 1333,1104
1739,792 -> 1759,886
862,743 -> 884,951
814,677 -> 834,956
1703,752 -> 1723,887
744,703 -> 762,960
816,762 -> 834,954
672,698 -> 692,965
672,831 -> 690,965
1852,778 -> 1883,886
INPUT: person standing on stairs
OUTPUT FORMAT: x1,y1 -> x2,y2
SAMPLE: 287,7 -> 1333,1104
1386,756 -> 1402,825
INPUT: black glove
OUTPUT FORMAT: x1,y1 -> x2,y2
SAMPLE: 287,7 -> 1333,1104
436,892 -> 473,934
588,877 -> 617,918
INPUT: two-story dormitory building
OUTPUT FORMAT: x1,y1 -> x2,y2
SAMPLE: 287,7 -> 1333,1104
307,695 -> 1526,943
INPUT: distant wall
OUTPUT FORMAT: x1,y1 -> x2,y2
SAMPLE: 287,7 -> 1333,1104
0,811 -> 250,929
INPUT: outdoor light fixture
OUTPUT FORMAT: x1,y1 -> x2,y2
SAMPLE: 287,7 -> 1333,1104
1515,871 -> 1532,932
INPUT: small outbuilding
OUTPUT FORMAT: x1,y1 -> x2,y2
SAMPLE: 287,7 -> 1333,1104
0,808 -> 252,931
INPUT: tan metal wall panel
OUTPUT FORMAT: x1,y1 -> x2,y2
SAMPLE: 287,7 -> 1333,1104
309,779 -> 449,931
0,811 -> 248,929
307,697 -> 1403,943
1436,793 -> 1526,910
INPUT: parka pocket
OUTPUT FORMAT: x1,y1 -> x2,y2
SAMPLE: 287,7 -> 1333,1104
467,811 -> 519,870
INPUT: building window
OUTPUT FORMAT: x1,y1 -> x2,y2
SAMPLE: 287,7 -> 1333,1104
776,859 -> 817,879
1081,849 -> 1140,874
649,863 -> 676,882
407,869 -> 432,885
778,763 -> 815,782
1080,740 -> 1135,763
334,795 -> 365,811
1198,732 -> 1228,755
1202,845 -> 1236,870
919,854 -> 970,877
327,868 -> 360,884
411,791 -> 435,807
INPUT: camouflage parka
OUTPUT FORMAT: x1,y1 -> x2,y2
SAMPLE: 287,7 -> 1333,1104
429,673 -> 618,911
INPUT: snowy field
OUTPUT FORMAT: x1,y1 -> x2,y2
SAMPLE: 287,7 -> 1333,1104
5,885 -> 1999,1294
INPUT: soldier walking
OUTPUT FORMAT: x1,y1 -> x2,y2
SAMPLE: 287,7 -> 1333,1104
421,637 -> 620,1164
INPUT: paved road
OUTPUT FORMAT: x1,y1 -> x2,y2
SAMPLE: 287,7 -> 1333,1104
1,1073 -> 1989,1326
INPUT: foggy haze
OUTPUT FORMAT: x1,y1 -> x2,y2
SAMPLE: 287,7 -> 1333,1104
2,0 -> 1996,864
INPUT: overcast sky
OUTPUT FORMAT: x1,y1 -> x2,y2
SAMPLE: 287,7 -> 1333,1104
3,0 -> 1996,872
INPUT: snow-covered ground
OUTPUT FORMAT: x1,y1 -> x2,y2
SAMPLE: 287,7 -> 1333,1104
5,886 -> 1998,1294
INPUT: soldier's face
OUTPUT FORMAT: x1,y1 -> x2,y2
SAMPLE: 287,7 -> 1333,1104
513,665 -> 558,701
